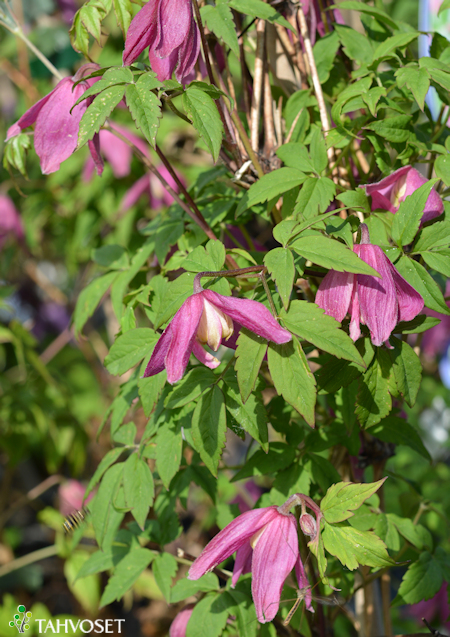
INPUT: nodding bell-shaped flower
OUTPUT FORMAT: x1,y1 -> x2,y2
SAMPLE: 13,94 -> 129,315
122,0 -> 201,84
315,224 -> 424,347
363,166 -> 443,224
6,64 -> 100,175
143,276 -> 292,384
188,494 -> 319,623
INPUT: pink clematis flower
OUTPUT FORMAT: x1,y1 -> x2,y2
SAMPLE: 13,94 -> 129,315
363,166 -> 443,224
58,480 -> 94,517
169,605 -> 194,637
122,0 -> 201,84
0,195 -> 24,248
143,278 -> 292,384
6,64 -> 100,175
316,224 -> 424,347
121,165 -> 182,213
188,494 -> 320,623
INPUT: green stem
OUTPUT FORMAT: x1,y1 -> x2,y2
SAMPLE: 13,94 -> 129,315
0,545 -> 58,577
0,20 -> 63,80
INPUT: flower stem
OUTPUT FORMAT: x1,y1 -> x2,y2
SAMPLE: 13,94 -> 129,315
193,266 -> 267,293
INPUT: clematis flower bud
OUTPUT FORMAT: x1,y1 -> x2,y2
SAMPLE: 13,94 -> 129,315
6,64 -> 100,175
122,0 -> 200,84
188,500 -> 312,623
300,513 -> 317,538
363,166 -> 443,224
316,224 -> 424,347
143,279 -> 292,384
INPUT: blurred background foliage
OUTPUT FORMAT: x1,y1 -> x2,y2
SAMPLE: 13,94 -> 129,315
0,0 -> 450,636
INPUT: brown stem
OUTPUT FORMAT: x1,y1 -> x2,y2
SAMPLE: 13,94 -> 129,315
296,7 -> 337,174
263,60 -> 276,155
230,111 -> 265,178
250,19 -> 266,152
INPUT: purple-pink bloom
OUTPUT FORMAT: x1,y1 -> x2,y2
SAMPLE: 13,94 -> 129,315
6,64 -> 100,175
121,165 -> 182,213
122,0 -> 200,84
143,286 -> 292,384
363,166 -> 443,224
316,224 -> 424,347
169,604 -> 194,637
0,195 -> 24,248
58,480 -> 94,517
188,505 -> 309,623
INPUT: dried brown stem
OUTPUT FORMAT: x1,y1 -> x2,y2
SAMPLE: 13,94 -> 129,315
263,62 -> 276,155
250,19 -> 266,152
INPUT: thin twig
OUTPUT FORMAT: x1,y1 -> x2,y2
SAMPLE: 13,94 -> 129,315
0,545 -> 59,578
263,60 -> 276,155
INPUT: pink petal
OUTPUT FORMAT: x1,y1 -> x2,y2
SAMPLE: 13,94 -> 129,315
163,294 -> 205,383
188,507 -> 279,580
315,270 -> 354,323
6,84 -> 59,140
121,175 -> 152,212
143,323 -> 173,378
154,0 -> 191,59
355,245 -> 397,346
295,556 -> 314,613
123,0 -> 159,66
175,18 -> 201,83
149,47 -> 178,81
200,290 -> 291,344
349,278 -> 361,342
34,79 -> 87,174
169,605 -> 194,637
364,166 -> 411,212
88,133 -> 104,176
231,542 -> 253,588
191,341 -> 221,369
251,513 -> 299,623
386,260 -> 424,323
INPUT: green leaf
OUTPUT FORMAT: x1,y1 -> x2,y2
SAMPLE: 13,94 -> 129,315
336,1 -> 398,29
78,85 -> 126,148
395,314 -> 441,334
391,179 -> 438,247
123,454 -> 154,529
290,235 -> 379,276
170,573 -> 219,603
355,350 -> 392,428
388,337 -> 422,408
280,301 -> 364,366
3,133 -> 31,177
138,368 -> 167,417
112,0 -> 132,35
413,220 -> 450,251
264,248 -> 295,310
183,87 -> 224,163
313,31 -> 340,84
186,592 -> 232,637
154,272 -> 196,329
73,271 -> 118,337
322,522 -> 394,570
100,548 -> 154,606
235,328 -> 268,403
201,1 -> 239,57
155,420 -> 183,489
294,177 -> 336,219
232,442 -> 296,482
373,32 -> 419,61
165,367 -> 217,409
85,447 -> 125,498
395,66 -> 430,111
182,240 -> 225,272
394,552 -> 444,605
75,548 -> 128,579
152,553 -> 177,602
70,0 -> 112,55
435,154 -> 450,186
126,74 -> 162,147
370,416 -> 431,461
191,386 -> 227,476
104,328 -> 157,376
335,24 -> 374,65
92,245 -> 129,270
268,337 -> 316,427
362,87 -> 387,117
337,188 -> 370,213
395,255 -> 450,315
228,0 -> 294,32
321,479 -> 386,524
91,463 -> 125,550
438,0 -> 450,15
236,168 -> 305,217
276,143 -> 316,174
364,115 -> 412,143
421,249 -> 450,277
226,589 -> 257,637
223,370 -> 269,451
